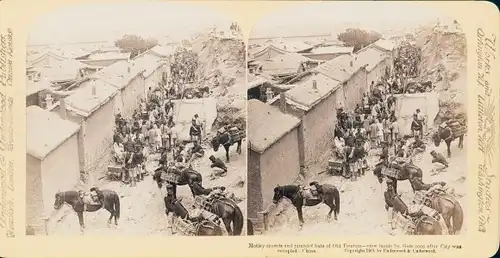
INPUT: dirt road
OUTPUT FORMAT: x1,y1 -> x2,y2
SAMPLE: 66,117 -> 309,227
48,140 -> 247,236
264,138 -> 467,236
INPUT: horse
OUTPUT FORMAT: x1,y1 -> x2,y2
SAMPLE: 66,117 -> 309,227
152,166 -> 203,199
211,131 -> 243,162
196,220 -> 224,236
432,128 -> 464,158
164,197 -> 224,236
190,183 -> 244,236
272,183 -> 340,229
53,190 -> 120,234
384,186 -> 442,235
409,178 -> 464,235
373,162 -> 423,194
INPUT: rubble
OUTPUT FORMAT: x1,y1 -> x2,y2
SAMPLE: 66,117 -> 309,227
189,34 -> 246,130
415,25 -> 467,125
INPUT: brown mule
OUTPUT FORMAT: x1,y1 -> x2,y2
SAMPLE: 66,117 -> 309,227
427,194 -> 464,235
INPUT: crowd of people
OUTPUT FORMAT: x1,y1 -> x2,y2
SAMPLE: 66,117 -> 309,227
394,42 -> 421,79
108,70 -> 242,235
170,49 -> 199,87
326,46 -> 458,234
331,75 -> 440,181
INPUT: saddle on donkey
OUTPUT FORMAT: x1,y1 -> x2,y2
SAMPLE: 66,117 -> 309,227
217,125 -> 244,143
161,165 -> 184,184
79,187 -> 104,209
299,182 -> 323,205
194,187 -> 230,210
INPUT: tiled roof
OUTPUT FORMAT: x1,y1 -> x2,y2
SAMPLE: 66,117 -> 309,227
26,105 -> 80,160
284,73 -> 341,111
35,59 -> 88,82
354,48 -> 387,71
313,55 -> 359,82
260,52 -> 313,75
91,60 -> 144,89
311,46 -> 353,55
248,99 -> 300,153
372,39 -> 396,52
64,79 -> 119,116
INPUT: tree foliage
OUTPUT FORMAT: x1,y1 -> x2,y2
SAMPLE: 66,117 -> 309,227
114,34 -> 159,58
337,28 -> 382,52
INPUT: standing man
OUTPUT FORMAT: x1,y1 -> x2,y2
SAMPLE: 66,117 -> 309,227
415,109 -> 425,138
411,114 -> 422,137
123,136 -> 136,186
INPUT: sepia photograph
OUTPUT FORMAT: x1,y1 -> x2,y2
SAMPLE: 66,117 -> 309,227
25,2 -> 247,236
247,2 -> 467,236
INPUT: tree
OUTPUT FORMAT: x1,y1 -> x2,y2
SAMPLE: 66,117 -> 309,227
114,34 -> 159,59
337,28 -> 382,52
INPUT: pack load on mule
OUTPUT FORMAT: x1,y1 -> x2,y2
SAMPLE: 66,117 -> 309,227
171,215 -> 198,236
391,204 -> 442,235
381,165 -> 403,180
443,117 -> 467,137
193,193 -> 228,212
217,124 -> 245,143
413,184 -> 452,207
160,166 -> 183,185
79,188 -> 104,210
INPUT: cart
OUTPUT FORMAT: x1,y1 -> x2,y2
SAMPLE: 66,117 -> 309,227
107,165 -> 123,181
326,158 -> 347,177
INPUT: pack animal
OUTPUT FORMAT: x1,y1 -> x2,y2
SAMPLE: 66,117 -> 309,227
409,179 -> 464,235
373,162 -> 423,194
384,184 -> 442,235
432,119 -> 466,157
53,189 -> 120,234
190,183 -> 244,236
152,167 -> 203,199
272,182 -> 340,230
211,127 -> 244,162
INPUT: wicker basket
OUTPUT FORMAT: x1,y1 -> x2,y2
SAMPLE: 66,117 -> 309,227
231,131 -> 245,142
193,196 -> 213,211
161,171 -> 181,184
381,166 -> 400,179
172,217 -> 197,236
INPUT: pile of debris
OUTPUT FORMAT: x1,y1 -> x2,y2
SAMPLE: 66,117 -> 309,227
189,33 -> 246,131
191,34 -> 245,89
416,23 -> 467,125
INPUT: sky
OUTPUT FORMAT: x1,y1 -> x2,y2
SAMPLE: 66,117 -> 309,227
28,2 -> 234,45
251,2 -> 454,38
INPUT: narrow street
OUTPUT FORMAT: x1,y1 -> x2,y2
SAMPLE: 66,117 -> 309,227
48,140 -> 247,236
265,139 -> 467,236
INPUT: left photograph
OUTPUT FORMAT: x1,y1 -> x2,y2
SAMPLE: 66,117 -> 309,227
25,3 -> 247,236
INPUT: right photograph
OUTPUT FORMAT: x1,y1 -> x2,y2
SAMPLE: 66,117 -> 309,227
246,2 -> 467,236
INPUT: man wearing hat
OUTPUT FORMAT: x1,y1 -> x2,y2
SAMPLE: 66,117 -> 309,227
209,155 -> 227,173
430,150 -> 448,168
384,178 -> 396,229
411,114 -> 422,137
414,109 -> 425,138
122,136 -> 136,184
190,116 -> 202,144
